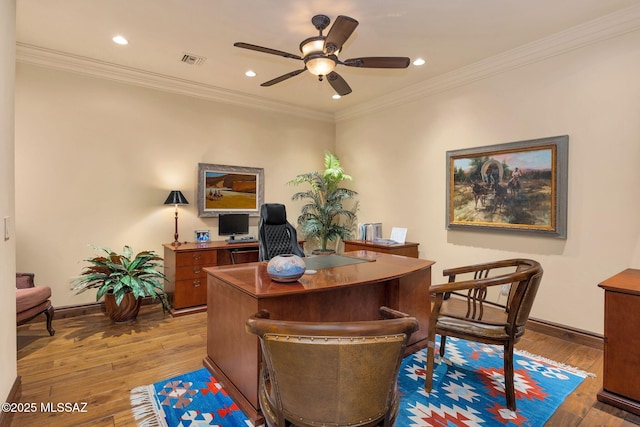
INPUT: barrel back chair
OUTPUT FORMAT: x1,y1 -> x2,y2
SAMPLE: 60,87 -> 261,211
246,307 -> 419,427
425,259 -> 543,411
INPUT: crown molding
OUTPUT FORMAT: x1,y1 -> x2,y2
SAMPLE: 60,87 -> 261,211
15,43 -> 335,123
16,4 -> 640,125
335,4 -> 640,122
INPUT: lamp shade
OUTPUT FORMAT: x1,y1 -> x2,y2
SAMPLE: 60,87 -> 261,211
164,190 -> 189,205
305,55 -> 336,76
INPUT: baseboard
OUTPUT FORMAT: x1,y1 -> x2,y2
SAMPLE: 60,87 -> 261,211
23,301 -> 605,349
0,376 -> 21,427
527,317 -> 604,349
54,302 -> 106,319
24,297 -> 161,321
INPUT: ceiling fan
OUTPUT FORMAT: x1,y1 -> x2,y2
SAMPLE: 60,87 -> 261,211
234,14 -> 410,96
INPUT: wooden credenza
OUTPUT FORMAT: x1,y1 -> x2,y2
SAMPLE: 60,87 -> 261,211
163,241 -> 260,315
597,268 -> 640,416
343,239 -> 419,258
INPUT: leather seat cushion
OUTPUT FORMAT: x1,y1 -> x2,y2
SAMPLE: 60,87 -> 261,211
16,286 -> 51,314
16,301 -> 51,324
437,315 -> 525,341
437,315 -> 509,339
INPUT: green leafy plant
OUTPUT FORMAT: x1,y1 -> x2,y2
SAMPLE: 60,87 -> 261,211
289,151 -> 359,252
71,246 -> 170,312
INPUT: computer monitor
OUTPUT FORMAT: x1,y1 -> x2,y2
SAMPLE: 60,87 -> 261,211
218,213 -> 249,241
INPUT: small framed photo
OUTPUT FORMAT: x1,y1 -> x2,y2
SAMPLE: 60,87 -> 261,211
195,230 -> 210,243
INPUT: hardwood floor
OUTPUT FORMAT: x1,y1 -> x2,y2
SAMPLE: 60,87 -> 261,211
13,305 -> 640,426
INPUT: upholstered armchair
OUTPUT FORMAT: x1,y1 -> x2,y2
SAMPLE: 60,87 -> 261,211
425,259 -> 543,411
246,306 -> 418,427
258,203 -> 305,261
16,272 -> 55,336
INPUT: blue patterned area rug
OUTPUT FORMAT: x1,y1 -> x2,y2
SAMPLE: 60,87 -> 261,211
131,337 -> 591,426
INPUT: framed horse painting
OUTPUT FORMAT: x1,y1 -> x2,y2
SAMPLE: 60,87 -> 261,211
446,135 -> 568,238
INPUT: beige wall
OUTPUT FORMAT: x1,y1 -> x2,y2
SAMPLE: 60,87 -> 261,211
336,29 -> 640,334
13,25 -> 640,336
1,0 -> 17,402
15,64 -> 334,307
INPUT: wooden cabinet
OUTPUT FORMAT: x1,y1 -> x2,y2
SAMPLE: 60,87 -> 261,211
343,239 -> 419,258
164,242 -> 259,315
597,268 -> 640,416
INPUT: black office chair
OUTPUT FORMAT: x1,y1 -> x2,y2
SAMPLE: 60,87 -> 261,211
258,203 -> 305,261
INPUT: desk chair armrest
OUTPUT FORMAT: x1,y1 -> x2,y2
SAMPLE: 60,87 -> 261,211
429,274 -> 526,296
430,269 -> 533,295
442,258 -> 532,277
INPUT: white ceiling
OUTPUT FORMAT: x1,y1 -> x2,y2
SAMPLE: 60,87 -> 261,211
15,0 -> 640,117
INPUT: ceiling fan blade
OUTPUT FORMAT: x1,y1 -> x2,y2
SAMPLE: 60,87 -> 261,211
343,57 -> 410,68
326,71 -> 352,96
324,15 -> 359,54
234,42 -> 302,60
260,69 -> 306,87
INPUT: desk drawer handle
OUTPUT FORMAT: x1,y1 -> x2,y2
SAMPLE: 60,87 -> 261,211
192,267 -> 202,274
192,280 -> 201,288
193,254 -> 202,261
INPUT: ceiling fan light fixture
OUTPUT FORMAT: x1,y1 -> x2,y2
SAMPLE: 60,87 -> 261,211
234,14 -> 409,94
300,36 -> 338,76
300,37 -> 325,57
305,54 -> 336,76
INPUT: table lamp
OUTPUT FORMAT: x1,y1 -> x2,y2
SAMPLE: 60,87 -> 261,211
164,190 -> 189,247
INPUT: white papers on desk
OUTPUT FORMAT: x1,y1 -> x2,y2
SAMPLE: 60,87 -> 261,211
390,227 -> 407,244
373,238 -> 397,245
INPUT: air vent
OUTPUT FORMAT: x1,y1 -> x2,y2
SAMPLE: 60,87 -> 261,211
181,53 -> 206,66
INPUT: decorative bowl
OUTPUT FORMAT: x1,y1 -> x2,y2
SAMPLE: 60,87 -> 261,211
267,254 -> 306,283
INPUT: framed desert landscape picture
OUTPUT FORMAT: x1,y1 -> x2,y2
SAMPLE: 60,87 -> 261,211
446,135 -> 568,238
197,163 -> 264,217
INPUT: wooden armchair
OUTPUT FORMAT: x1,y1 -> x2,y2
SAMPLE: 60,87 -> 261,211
425,259 -> 543,411
16,272 -> 55,336
246,307 -> 418,427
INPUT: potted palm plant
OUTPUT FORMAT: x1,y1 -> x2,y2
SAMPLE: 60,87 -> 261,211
71,245 -> 170,322
289,151 -> 358,254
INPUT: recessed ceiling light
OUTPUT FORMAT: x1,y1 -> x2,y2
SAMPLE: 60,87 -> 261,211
112,35 -> 128,45
413,58 -> 426,66
245,70 -> 257,77
332,94 -> 341,99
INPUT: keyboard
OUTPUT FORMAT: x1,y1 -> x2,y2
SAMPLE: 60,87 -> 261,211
226,237 -> 257,244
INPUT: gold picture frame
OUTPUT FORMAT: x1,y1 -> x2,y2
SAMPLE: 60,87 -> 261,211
446,135 -> 568,238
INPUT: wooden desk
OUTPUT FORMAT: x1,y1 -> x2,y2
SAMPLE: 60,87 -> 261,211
597,268 -> 640,416
203,251 -> 434,425
343,239 -> 419,258
163,241 -> 260,315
